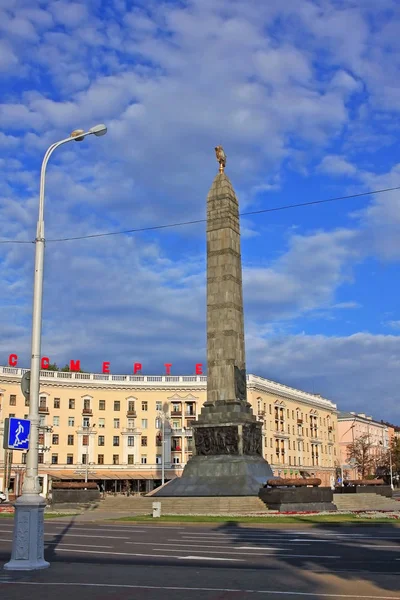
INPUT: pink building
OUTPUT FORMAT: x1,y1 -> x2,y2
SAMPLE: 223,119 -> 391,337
337,412 -> 389,481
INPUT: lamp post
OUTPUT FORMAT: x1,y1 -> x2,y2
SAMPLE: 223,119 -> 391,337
158,409 -> 169,486
4,124 -> 107,571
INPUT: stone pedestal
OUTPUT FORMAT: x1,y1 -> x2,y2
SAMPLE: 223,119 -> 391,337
4,494 -> 49,571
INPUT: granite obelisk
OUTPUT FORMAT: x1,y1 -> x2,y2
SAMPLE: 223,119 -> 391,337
155,148 -> 273,496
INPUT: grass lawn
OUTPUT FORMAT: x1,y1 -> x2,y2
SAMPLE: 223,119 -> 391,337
113,514 -> 400,524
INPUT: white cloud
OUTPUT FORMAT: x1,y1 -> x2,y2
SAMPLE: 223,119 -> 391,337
318,155 -> 358,177
247,333 -> 400,422
0,40 -> 18,71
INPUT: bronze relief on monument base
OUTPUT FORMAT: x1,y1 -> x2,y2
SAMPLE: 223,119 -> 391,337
194,426 -> 239,456
242,423 -> 263,456
234,366 -> 247,402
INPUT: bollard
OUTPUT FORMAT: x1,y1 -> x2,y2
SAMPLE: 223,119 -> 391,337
152,501 -> 161,518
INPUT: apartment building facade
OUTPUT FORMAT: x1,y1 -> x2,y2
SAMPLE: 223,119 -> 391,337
0,365 -> 339,496
337,411 -> 390,480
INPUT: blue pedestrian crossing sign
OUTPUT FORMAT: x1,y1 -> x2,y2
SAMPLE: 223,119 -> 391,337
3,417 -> 31,451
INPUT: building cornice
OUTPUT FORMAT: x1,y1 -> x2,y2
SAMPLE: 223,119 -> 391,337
247,374 -> 337,412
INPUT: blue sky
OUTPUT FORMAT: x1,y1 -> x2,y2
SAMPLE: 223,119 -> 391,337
1,0 -> 400,421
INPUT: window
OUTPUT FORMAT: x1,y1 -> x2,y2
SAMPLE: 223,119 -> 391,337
39,415 -> 46,426
172,403 -> 180,414
98,436 -> 105,446
127,419 -> 135,429
99,400 -> 105,410
269,404 -> 272,414
128,400 -> 135,411
141,436 -> 147,447
68,417 -> 75,427
98,418 -> 105,428
82,435 -> 89,446
292,410 -> 294,419
67,454 -> 74,465
53,416 -> 60,427
141,455 -> 147,464
9,413 -> 15,418
38,453 -> 44,464
9,394 -> 16,406
25,397 -> 30,407
156,401 -> 162,411
172,420 -> 180,430
39,396 -> 47,408
82,454 -> 87,465
22,453 -> 27,464
141,401 -> 147,412
67,435 -> 74,445
98,454 -> 104,465
54,398 -> 60,409
113,454 -> 119,465
141,419 -> 148,429
287,409 -> 290,418
128,454 -> 134,465
113,436 -> 120,447
156,455 -> 162,465
114,401 -> 120,411
24,414 -> 28,420
155,417 -> 161,429
52,434 -> 59,445
83,398 -> 91,410
51,454 -> 58,464
69,399 -> 75,409
128,436 -> 134,447
113,418 -> 120,429
83,417 -> 90,427
173,457 -> 180,464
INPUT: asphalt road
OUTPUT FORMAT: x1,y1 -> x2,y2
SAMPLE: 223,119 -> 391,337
0,519 -> 399,599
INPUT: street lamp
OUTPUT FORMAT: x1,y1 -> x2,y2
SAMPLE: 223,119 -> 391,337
158,409 -> 170,486
4,124 -> 107,571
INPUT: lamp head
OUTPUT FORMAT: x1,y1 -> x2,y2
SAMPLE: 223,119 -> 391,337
70,129 -> 85,142
90,123 -> 107,137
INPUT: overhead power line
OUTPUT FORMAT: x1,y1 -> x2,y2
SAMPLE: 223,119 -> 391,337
0,185 -> 399,245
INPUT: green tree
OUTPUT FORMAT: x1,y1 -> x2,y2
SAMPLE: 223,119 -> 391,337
347,434 -> 375,479
46,363 -> 59,371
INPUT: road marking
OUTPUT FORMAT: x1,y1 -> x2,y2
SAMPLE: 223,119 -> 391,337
44,533 -> 130,540
126,541 -> 290,550
155,548 -> 340,559
2,581 -> 399,598
46,542 -> 113,548
180,555 -> 243,561
55,548 -> 243,562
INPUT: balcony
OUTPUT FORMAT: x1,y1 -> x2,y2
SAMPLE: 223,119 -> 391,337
171,446 -> 182,452
126,410 -> 137,418
297,418 -> 303,424
122,427 -> 141,435
39,405 -> 49,414
171,410 -> 182,417
328,426 -> 333,432
185,413 -> 196,418
82,408 -> 93,415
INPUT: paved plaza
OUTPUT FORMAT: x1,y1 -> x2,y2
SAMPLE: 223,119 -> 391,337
0,519 -> 399,599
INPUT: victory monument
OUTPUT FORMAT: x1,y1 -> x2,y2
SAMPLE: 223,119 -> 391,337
155,147 -> 273,496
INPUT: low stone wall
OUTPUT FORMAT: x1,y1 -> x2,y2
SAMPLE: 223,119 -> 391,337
259,487 -> 336,512
51,489 -> 100,504
335,485 -> 393,498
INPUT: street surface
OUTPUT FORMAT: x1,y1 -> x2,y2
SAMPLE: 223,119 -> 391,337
0,519 -> 399,599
